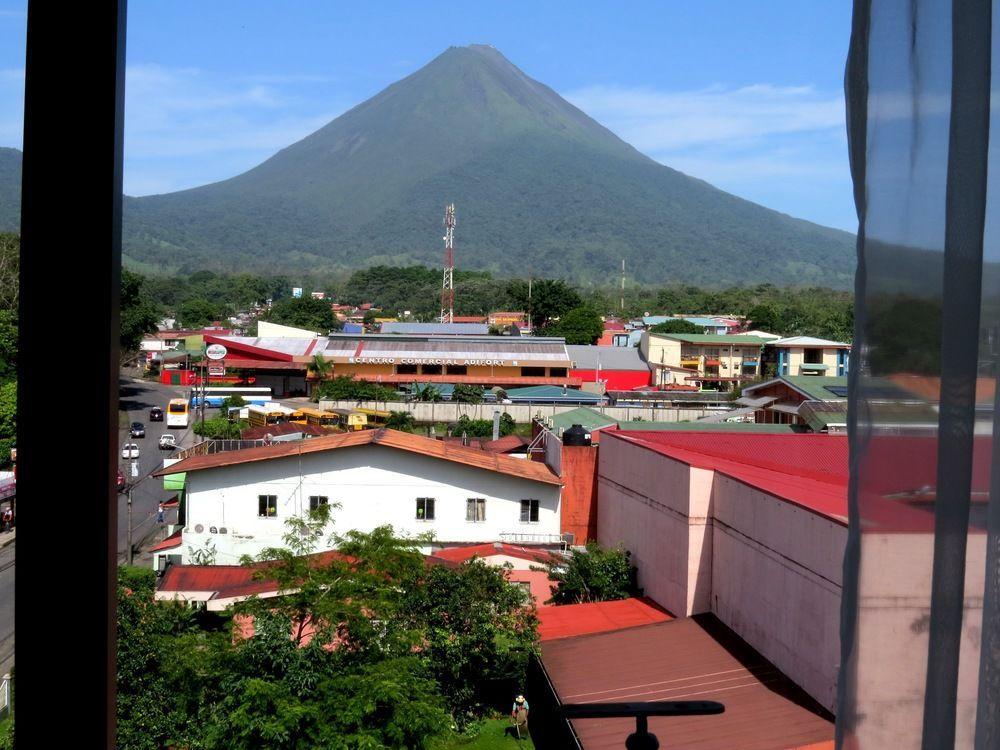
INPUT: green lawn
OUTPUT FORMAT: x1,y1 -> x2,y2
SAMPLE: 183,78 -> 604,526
432,718 -> 534,750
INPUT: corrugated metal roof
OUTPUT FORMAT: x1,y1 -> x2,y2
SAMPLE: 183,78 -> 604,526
770,336 -> 851,348
613,422 -> 806,434
650,333 -> 768,345
380,322 -> 490,335
211,335 -> 315,357
316,335 -> 571,363
154,428 -> 562,485
549,407 -> 618,434
540,614 -> 834,750
432,543 -> 558,565
604,430 -> 848,523
504,385 -> 604,403
537,596 -> 673,641
567,345 -> 651,371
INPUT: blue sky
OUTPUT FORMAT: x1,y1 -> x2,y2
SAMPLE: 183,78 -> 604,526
0,1 -> 856,231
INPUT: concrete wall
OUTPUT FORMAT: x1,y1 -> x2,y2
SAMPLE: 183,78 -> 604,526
709,473 -> 845,712
317,399 -> 713,424
182,444 -> 561,564
595,434 -> 846,713
560,444 -> 599,544
849,533 -> 985,748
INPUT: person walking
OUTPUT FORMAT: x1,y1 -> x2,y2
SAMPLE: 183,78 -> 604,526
1,507 -> 10,533
157,502 -> 164,524
510,695 -> 529,739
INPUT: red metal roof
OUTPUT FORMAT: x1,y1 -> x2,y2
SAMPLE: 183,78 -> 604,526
481,434 -> 530,453
604,431 -> 849,524
154,428 -> 562,485
537,597 -> 673,641
432,542 -> 559,565
150,529 -> 183,552
329,374 -> 581,387
540,614 -> 834,750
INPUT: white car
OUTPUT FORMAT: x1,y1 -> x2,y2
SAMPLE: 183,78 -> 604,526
158,434 -> 177,450
121,443 -> 140,460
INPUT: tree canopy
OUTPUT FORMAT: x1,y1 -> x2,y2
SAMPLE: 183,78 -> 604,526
120,269 -> 161,356
264,296 -> 340,334
544,542 -> 638,605
649,319 -> 702,334
545,305 -> 604,344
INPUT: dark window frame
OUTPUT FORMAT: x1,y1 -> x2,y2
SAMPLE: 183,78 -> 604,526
520,498 -> 540,523
416,497 -> 435,520
258,494 -> 278,517
308,495 -> 329,512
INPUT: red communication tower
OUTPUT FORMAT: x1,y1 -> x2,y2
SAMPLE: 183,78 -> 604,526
439,204 -> 456,324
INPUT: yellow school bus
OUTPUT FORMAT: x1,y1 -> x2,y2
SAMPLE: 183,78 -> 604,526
329,408 -> 368,431
353,407 -> 391,426
297,407 -> 340,427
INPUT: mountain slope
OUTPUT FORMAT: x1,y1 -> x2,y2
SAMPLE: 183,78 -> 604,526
12,46 -> 857,286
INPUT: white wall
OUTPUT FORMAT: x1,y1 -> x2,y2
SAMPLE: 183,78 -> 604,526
256,321 -> 319,338
182,444 -> 561,564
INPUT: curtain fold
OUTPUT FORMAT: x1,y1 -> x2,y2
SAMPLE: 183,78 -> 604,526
839,0 -> 998,747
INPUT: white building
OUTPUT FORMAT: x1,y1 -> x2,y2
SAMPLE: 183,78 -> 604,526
154,429 -> 563,566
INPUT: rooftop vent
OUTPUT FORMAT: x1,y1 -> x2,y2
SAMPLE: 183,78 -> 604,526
563,424 -> 592,447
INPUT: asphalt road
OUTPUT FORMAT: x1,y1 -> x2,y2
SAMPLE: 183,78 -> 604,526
118,375 -> 197,563
0,541 -> 13,675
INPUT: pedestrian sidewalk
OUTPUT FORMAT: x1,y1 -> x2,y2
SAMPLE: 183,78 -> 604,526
0,529 -> 13,548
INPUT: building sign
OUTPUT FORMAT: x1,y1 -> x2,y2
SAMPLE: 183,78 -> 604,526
208,362 -> 226,376
205,344 -> 228,360
292,287 -> 303,298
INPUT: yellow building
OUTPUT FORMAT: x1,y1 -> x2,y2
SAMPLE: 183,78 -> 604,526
640,332 -> 767,390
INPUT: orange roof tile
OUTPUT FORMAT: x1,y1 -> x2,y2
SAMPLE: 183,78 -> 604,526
537,597 -> 673,641
154,428 -> 562,485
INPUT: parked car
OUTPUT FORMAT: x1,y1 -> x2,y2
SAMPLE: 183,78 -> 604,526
121,443 -> 140,460
116,468 -> 126,492
158,434 -> 177,451
130,422 -> 146,438
149,407 -> 164,422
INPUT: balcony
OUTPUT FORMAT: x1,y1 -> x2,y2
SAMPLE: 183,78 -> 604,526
680,357 -> 700,367
800,363 -> 830,372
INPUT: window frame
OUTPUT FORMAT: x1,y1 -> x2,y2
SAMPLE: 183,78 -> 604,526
258,494 -> 278,518
466,497 -> 486,522
520,498 -> 540,523
415,497 -> 436,521
308,495 -> 329,512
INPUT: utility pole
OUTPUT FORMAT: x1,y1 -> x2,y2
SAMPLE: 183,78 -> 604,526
621,259 -> 626,313
126,479 -> 134,566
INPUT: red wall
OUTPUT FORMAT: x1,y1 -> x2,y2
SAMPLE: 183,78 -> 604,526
560,444 -> 600,544
570,369 -> 651,390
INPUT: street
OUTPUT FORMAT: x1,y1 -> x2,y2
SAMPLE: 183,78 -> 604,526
117,375 -> 196,563
0,539 -> 13,676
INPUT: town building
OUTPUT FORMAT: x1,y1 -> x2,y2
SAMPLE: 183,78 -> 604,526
379,322 -> 490,335
595,429 -> 847,713
200,333 -> 579,395
566,345 -> 652,391
738,375 -> 847,425
766,336 -> 851,377
153,429 -> 563,565
640,332 -> 766,390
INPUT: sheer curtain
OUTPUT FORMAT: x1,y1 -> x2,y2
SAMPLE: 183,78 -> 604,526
839,0 -> 998,747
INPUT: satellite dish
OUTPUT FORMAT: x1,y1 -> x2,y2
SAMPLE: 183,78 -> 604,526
194,524 -> 204,533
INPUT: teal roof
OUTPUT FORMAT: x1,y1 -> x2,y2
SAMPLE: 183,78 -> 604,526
782,375 -> 848,401
616,421 -> 807,433
504,386 -> 604,403
650,333 -> 767,346
550,407 -> 618,435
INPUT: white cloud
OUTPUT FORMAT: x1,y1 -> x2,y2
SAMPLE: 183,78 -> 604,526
564,83 -> 845,153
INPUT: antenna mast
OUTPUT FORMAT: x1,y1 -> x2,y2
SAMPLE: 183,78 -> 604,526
440,204 -> 456,324
620,259 -> 625,312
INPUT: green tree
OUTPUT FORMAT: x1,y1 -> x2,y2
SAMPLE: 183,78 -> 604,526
649,319 -> 702,335
453,413 -> 516,438
265,297 -> 340,334
179,297 -> 225,328
411,383 -> 443,402
507,278 -> 582,328
314,375 -> 400,402
0,233 -> 18,311
386,411 -> 416,431
0,382 -> 14,468
402,559 -> 537,726
546,306 -> 604,344
193,417 -> 249,439
309,353 -> 332,381
451,384 -> 484,404
545,542 -> 638,604
120,269 -> 161,358
0,310 -> 16,383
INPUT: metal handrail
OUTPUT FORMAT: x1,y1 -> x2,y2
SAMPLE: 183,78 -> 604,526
560,701 -> 725,750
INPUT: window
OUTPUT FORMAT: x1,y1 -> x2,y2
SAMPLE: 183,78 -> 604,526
421,364 -> 443,375
416,497 -> 435,520
804,347 -> 823,364
309,495 -> 328,512
522,366 -> 545,377
445,364 -> 467,376
520,499 -> 539,523
466,497 -> 486,522
258,495 -> 277,517
396,363 -> 418,375
549,367 -> 568,377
